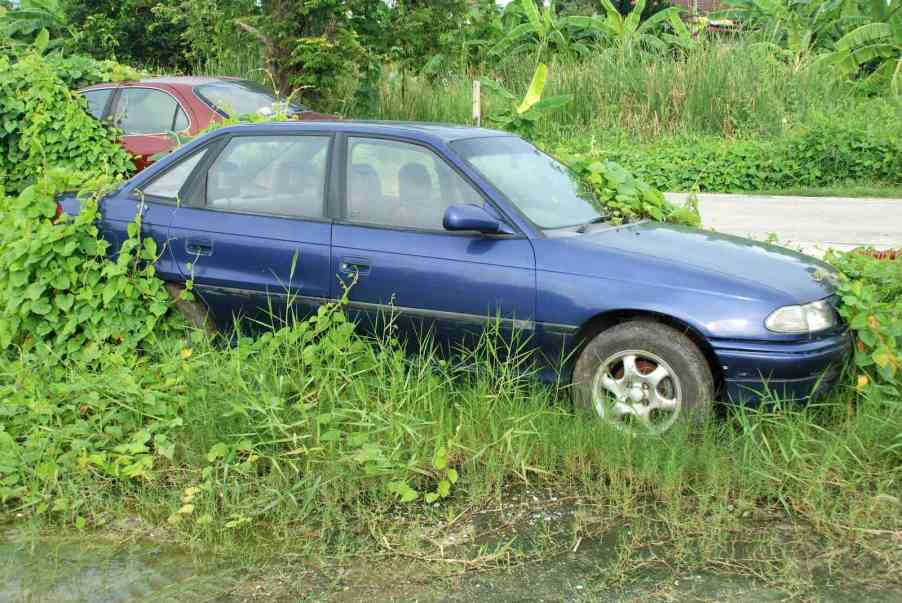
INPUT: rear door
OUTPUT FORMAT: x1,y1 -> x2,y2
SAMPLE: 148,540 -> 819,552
166,132 -> 334,331
109,86 -> 191,169
331,135 -> 536,352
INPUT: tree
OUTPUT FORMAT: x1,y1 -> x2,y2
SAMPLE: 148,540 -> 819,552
63,0 -> 190,70
232,1 -> 365,105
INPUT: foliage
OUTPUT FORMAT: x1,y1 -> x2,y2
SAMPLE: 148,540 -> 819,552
150,0 -> 257,71
480,62 -> 572,138
44,53 -> 143,89
563,111 -> 901,193
580,0 -> 683,53
62,0 -> 191,70
816,16 -> 902,95
554,145 -> 701,226
0,169 -> 175,361
0,49 -> 133,196
491,0 -> 600,60
828,250 -> 902,401
354,42 -> 857,142
0,0 -> 69,49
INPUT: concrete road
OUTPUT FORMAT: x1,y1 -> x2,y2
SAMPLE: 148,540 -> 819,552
665,192 -> 902,257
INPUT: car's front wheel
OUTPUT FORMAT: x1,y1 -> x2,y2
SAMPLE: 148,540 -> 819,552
572,321 -> 714,434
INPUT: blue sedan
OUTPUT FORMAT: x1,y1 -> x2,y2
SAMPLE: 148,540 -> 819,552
62,121 -> 851,433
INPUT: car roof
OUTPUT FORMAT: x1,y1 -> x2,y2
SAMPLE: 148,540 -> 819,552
213,120 -> 512,143
80,75 -> 241,91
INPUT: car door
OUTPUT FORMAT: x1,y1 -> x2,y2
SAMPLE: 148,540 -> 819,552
166,133 -> 334,332
332,135 -> 536,353
99,147 -> 214,280
110,86 -> 191,170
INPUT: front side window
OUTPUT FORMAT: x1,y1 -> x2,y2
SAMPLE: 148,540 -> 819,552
346,137 -> 483,230
143,149 -> 208,201
81,88 -> 113,119
116,88 -> 185,135
205,135 -> 330,219
452,137 -> 602,230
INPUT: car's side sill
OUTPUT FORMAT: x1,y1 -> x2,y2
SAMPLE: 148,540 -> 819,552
196,285 -> 582,334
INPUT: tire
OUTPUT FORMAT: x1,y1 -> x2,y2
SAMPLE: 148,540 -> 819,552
572,320 -> 714,434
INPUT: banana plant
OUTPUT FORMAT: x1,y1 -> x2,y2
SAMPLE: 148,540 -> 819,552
814,9 -> 902,96
573,0 -> 684,53
0,0 -> 71,49
479,62 -> 572,138
491,0 -> 599,60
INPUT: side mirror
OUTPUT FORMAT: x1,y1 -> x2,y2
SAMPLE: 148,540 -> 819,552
443,204 -> 514,235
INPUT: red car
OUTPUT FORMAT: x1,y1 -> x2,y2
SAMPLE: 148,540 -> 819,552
79,76 -> 332,170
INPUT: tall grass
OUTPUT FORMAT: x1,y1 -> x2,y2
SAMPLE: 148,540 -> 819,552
4,301 -> 901,576
186,38 -> 876,145
349,41 -> 861,143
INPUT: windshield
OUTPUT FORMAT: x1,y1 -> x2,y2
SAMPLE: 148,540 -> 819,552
194,80 -> 306,118
451,137 -> 602,229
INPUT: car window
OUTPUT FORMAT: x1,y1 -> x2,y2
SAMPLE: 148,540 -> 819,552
194,80 -> 306,117
116,88 -> 183,135
205,135 -> 330,219
173,106 -> 189,132
81,88 -> 113,119
142,149 -> 209,201
346,137 -> 482,230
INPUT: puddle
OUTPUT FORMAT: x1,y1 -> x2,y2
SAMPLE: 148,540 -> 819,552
3,515 -> 901,602
1,528 -> 240,602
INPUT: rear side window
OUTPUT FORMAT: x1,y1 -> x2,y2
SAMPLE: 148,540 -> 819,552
205,135 -> 330,219
81,88 -> 113,119
143,149 -> 208,201
116,88 -> 187,135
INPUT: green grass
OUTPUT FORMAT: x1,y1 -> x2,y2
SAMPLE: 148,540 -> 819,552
345,41 -> 863,144
3,301 -> 901,594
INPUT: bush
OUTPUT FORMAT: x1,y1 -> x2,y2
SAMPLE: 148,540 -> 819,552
574,112 -> 902,193
828,250 -> 901,402
0,50 -> 133,195
0,169 -> 175,360
44,53 -> 143,89
553,146 -> 701,226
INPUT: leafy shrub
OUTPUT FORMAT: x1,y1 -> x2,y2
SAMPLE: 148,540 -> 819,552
0,169 -> 174,360
44,52 -> 143,89
554,145 -> 701,226
828,250 -> 901,401
0,50 -> 133,195
575,113 -> 902,193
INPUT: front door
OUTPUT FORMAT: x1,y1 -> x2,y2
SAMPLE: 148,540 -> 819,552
332,135 -> 536,354
166,133 -> 334,332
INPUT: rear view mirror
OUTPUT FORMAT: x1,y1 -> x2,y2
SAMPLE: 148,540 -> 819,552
443,204 -> 514,235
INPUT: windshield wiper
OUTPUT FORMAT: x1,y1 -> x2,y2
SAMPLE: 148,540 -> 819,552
577,216 -> 607,233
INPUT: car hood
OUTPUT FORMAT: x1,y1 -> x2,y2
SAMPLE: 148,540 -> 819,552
569,221 -> 837,303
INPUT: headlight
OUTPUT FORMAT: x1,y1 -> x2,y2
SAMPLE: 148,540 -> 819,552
765,299 -> 837,334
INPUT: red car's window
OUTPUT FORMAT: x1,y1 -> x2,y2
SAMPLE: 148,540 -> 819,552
81,88 -> 113,119
116,88 -> 186,135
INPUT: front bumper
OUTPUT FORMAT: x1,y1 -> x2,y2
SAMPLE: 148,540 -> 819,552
711,329 -> 853,403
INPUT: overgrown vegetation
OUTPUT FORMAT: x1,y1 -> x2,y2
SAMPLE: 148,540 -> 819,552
0,46 -> 133,195
0,0 -> 901,596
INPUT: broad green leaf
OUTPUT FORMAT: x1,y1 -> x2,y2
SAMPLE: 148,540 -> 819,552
517,63 -> 548,115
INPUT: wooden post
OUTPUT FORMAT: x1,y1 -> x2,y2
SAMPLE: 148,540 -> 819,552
472,80 -> 481,128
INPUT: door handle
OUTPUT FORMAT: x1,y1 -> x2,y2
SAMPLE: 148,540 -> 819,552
186,239 -> 213,256
340,257 -> 371,275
